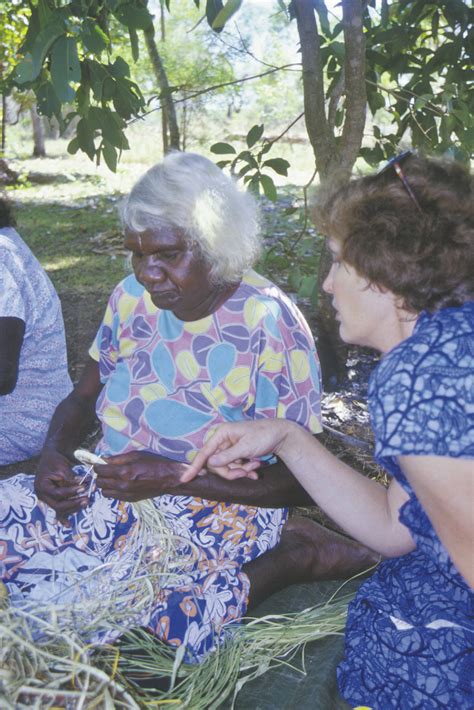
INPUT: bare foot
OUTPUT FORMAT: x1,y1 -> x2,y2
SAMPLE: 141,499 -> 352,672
244,516 -> 381,608
279,516 -> 380,583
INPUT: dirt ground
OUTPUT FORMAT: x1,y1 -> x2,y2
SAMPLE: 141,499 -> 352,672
60,289 -> 109,382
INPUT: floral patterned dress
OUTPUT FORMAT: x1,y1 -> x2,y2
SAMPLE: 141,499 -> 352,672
338,303 -> 474,708
0,270 -> 322,661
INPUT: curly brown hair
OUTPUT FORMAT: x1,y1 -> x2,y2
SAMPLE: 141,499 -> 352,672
315,155 -> 473,313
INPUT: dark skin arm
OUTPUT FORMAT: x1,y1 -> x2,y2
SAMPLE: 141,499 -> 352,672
38,358 -> 314,515
95,447 -> 315,508
35,358 -> 103,521
0,317 -> 25,395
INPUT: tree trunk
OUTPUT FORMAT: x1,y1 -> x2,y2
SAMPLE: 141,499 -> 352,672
30,104 -> 46,157
293,0 -> 368,387
1,93 -> 6,155
143,24 -> 180,152
159,0 -> 169,153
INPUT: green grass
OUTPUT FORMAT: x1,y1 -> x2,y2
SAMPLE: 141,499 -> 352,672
15,197 -> 129,293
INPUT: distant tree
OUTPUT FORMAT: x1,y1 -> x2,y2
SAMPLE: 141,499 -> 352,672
0,1 -> 29,153
30,102 -> 46,156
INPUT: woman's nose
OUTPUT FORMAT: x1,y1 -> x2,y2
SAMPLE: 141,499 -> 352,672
322,265 -> 334,294
137,258 -> 166,284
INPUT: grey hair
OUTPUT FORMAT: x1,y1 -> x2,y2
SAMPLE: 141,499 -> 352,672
120,151 -> 262,284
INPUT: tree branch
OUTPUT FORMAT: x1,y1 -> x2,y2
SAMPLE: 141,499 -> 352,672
293,0 -> 335,178
338,0 -> 367,178
131,64 -> 301,123
143,24 -> 180,149
328,70 -> 345,133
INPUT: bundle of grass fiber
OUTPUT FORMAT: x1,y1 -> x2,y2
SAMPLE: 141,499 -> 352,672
101,587 -> 355,709
1,572 -> 354,708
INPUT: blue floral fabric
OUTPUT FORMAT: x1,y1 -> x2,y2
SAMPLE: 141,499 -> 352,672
338,303 -> 474,709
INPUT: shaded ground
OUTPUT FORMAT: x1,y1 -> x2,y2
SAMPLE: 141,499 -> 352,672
60,289 -> 108,382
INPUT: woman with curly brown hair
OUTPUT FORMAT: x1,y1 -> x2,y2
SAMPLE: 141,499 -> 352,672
184,153 -> 474,708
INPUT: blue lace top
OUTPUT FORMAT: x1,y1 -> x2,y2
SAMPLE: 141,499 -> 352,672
338,302 -> 474,709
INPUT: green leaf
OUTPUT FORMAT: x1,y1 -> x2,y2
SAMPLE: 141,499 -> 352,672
114,3 -> 154,30
313,0 -> 330,37
112,77 -> 144,119
38,0 -> 54,28
246,174 -> 260,196
237,163 -> 253,178
36,80 -> 61,119
88,106 -> 128,149
328,41 -> 345,61
216,160 -> 231,168
80,19 -> 109,55
102,140 -> 118,172
431,10 -> 439,39
13,54 -> 35,84
109,57 -> 130,79
288,265 -> 302,291
77,117 -> 97,160
212,0 -> 243,31
298,274 -> 317,299
367,90 -> 385,115
262,158 -> 290,176
67,136 -> 80,154
88,60 -> 108,100
30,20 -> 65,80
246,123 -> 264,148
102,76 -> 116,100
19,7 -> 40,55
206,0 -> 224,31
129,27 -> 139,62
237,150 -> 259,168
210,142 -> 237,154
259,174 -> 277,201
51,36 -> 80,103
76,82 -> 90,113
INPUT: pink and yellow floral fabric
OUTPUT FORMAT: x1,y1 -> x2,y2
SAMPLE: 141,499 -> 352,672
0,269 -> 322,662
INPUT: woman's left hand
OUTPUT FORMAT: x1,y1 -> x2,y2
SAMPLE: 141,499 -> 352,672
94,451 -> 186,501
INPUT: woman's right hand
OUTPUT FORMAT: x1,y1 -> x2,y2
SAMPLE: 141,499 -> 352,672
181,419 -> 294,483
35,450 -> 89,524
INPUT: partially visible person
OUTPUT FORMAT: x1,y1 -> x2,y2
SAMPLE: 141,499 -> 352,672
0,197 -> 72,465
0,154 -> 373,664
184,153 -> 474,707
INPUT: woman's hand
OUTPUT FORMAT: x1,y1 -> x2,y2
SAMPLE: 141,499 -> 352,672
35,450 -> 88,525
94,451 -> 187,501
180,419 -> 293,483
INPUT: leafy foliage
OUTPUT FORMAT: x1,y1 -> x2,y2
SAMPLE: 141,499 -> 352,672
211,124 -> 290,201
361,1 -> 473,164
7,0 -> 152,169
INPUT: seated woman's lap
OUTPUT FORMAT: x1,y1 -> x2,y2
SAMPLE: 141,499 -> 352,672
0,472 -> 286,660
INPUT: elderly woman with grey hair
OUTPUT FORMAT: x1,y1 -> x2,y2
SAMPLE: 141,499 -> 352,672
0,152 -> 373,662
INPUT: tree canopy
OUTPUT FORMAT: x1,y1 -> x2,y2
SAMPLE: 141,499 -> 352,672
3,1 -> 471,176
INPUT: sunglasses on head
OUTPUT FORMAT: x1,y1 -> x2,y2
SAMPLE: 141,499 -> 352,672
377,150 -> 422,213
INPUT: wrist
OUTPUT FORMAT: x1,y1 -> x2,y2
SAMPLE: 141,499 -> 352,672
275,421 -> 307,465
